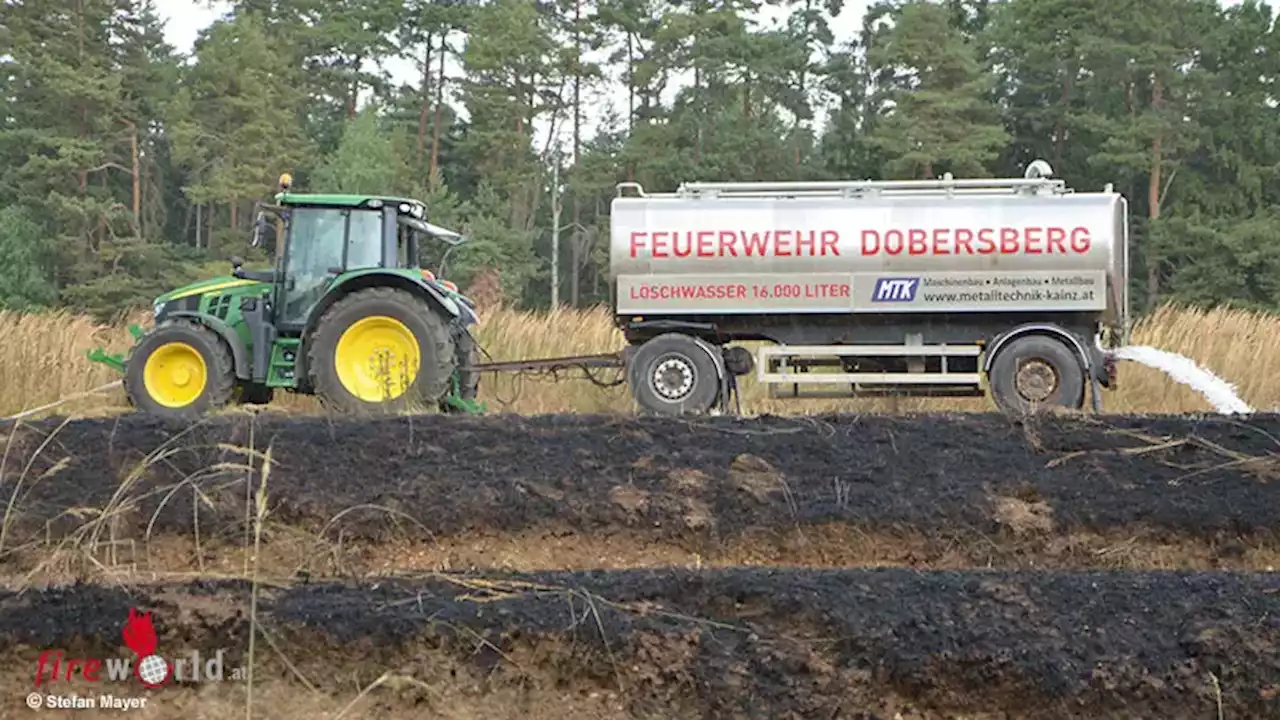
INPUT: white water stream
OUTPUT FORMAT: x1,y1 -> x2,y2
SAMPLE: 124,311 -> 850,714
1112,345 -> 1253,415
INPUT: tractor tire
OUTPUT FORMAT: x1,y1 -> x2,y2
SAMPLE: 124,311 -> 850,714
124,319 -> 236,421
988,334 -> 1086,416
440,327 -> 481,413
306,287 -> 455,415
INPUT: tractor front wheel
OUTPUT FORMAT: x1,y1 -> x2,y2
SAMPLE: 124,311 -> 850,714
124,320 -> 236,420
306,287 -> 455,414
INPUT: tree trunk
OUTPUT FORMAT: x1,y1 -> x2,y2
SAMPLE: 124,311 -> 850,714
1054,58 -> 1074,165
416,34 -> 434,168
626,33 -> 635,131
429,39 -> 447,180
347,55 -> 363,119
694,65 -> 703,164
76,0 -> 88,199
571,0 -> 582,306
1146,73 -> 1164,305
128,121 -> 141,232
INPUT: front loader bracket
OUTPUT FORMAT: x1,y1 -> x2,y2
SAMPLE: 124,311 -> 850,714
86,347 -> 126,374
86,323 -> 146,375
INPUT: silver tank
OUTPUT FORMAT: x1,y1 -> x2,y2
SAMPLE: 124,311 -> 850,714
610,169 -> 1129,330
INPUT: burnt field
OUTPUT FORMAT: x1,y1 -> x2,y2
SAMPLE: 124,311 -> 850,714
2,411 -> 1280,719
4,567 -> 1279,719
0,411 -> 1278,572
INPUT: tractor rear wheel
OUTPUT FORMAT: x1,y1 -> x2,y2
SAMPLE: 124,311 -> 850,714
124,319 -> 236,420
306,287 -> 455,414
441,328 -> 481,413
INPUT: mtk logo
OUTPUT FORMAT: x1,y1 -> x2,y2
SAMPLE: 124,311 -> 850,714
871,277 -> 919,302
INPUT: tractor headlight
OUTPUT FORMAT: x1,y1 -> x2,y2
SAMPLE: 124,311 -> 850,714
153,301 -> 165,320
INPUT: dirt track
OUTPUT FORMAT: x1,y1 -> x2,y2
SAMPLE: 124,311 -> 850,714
2,411 -> 1278,571
3,567 -> 1278,719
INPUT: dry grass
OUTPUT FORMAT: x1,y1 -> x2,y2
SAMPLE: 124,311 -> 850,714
1,303 -> 1276,420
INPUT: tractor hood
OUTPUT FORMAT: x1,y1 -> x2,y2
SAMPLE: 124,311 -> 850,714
155,276 -> 265,304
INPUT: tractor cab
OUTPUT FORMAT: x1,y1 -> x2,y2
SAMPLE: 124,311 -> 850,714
242,173 -> 473,331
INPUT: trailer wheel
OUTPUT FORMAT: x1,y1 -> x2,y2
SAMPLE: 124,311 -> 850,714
988,335 -> 1085,415
628,334 -> 721,416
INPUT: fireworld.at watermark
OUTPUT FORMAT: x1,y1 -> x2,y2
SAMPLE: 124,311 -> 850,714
32,608 -> 246,690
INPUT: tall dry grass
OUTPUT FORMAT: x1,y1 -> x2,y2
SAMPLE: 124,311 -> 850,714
0,303 -> 1275,419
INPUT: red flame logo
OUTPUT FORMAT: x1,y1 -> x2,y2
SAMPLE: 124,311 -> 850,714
122,608 -> 171,688
122,608 -> 158,657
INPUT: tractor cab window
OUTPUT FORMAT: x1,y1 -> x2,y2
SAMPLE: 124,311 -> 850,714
280,208 -> 347,326
346,210 -> 383,270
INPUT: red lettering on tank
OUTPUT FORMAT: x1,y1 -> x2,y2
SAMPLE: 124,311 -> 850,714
796,231 -> 815,255
742,231 -> 769,256
1046,227 -> 1067,253
907,228 -> 927,255
630,231 -> 647,258
999,228 -> 1020,253
651,230 -> 669,258
672,231 -> 692,258
774,230 -> 793,256
861,230 -> 880,254
1070,227 -> 1091,252
695,230 -> 715,257
932,228 -> 951,255
884,229 -> 904,255
843,226 -> 1095,256
821,230 -> 840,256
718,231 -> 738,256
1024,227 -> 1043,254
977,228 -> 996,254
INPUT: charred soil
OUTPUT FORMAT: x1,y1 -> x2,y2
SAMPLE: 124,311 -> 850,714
3,412 -> 1279,718
1,412 -> 1278,574
3,567 -> 1279,719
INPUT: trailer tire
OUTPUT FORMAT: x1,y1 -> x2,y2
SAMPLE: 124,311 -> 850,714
628,334 -> 721,416
988,334 -> 1085,415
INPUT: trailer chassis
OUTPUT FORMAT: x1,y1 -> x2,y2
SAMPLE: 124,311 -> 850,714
463,332 -> 1112,417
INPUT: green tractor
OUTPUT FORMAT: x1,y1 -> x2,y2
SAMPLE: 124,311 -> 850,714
89,173 -> 485,419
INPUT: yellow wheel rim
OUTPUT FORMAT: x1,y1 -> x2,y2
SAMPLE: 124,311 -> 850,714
334,316 -> 421,402
142,342 -> 209,408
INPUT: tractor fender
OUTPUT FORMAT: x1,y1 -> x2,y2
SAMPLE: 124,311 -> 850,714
163,311 -> 251,380
456,299 -> 479,326
302,271 -> 461,342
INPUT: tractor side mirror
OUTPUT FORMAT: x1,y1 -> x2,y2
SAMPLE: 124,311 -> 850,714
251,213 -> 272,248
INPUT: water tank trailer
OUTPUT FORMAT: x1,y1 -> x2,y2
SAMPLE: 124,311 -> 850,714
472,160 -> 1129,417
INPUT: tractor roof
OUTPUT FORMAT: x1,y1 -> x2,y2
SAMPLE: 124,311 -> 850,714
277,193 -> 423,208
